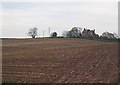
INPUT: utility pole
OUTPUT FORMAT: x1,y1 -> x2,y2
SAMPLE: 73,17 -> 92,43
49,27 -> 50,37
43,31 -> 45,38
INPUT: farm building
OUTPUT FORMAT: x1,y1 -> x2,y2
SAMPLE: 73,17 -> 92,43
82,28 -> 99,38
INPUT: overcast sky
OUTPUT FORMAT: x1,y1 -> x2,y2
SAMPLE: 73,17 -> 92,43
1,0 -> 119,38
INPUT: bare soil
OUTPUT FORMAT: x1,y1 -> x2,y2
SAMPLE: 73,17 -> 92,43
2,38 -> 118,83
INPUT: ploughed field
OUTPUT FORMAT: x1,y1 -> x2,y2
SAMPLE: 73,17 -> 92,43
2,38 -> 118,83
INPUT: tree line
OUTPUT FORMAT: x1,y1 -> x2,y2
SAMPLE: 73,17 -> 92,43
28,27 -> 119,39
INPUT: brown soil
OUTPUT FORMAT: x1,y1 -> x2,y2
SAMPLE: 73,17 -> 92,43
2,38 -> 118,83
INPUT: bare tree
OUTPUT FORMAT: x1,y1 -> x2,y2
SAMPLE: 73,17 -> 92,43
101,31 -> 115,39
70,27 -> 82,38
62,31 -> 69,38
28,27 -> 37,38
113,33 -> 119,38
62,27 -> 82,38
